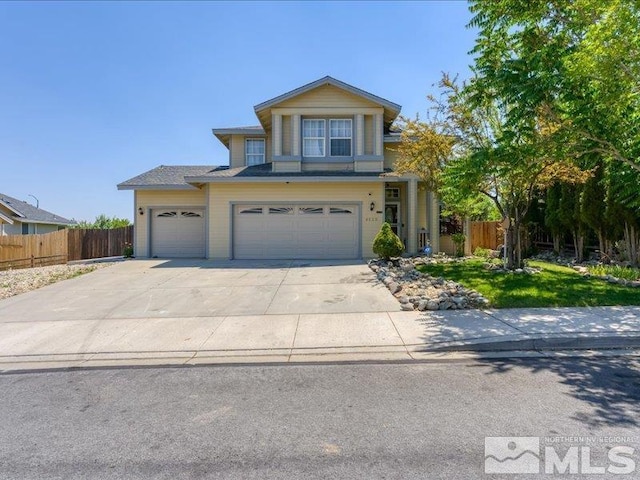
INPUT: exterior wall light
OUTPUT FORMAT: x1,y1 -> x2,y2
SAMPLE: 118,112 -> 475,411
370,202 -> 375,212
138,207 -> 144,215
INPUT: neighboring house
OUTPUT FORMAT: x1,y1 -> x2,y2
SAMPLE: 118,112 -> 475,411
0,193 -> 75,235
118,76 -> 443,260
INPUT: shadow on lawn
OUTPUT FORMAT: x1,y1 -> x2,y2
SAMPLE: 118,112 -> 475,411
478,356 -> 640,428
420,261 -> 640,308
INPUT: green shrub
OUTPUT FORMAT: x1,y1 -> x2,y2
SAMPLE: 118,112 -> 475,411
451,233 -> 466,257
474,247 -> 492,258
122,242 -> 134,258
587,264 -> 640,281
373,222 -> 404,260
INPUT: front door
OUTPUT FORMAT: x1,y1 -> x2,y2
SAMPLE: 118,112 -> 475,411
385,202 -> 401,240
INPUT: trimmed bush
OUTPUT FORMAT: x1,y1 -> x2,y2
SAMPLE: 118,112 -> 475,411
373,222 -> 404,260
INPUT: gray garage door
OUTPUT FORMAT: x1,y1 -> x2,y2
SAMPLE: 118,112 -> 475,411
233,204 -> 359,259
151,209 -> 205,258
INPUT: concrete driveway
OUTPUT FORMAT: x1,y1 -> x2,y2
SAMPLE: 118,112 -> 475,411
0,259 -> 399,321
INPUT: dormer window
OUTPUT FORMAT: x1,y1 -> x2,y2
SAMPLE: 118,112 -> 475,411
302,119 -> 325,157
329,119 -> 352,156
246,138 -> 265,166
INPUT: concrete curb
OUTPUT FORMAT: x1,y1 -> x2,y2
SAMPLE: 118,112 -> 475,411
424,334 -> 640,352
2,341 -> 640,373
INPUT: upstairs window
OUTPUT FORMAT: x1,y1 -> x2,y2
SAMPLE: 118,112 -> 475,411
303,119 -> 325,157
246,139 -> 265,166
330,119 -> 352,156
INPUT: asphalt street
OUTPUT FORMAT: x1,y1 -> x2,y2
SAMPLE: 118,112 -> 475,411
1,358 -> 640,479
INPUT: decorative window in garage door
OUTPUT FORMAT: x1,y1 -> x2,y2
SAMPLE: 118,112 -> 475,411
329,207 -> 354,214
298,207 -> 324,215
238,207 -> 263,214
156,211 -> 177,217
181,211 -> 202,218
269,207 -> 294,215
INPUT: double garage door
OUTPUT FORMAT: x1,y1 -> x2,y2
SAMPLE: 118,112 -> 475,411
233,204 -> 360,260
151,209 -> 205,258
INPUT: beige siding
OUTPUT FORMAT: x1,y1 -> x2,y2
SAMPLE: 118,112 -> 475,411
230,135 -> 245,168
439,235 -> 456,256
135,188 -> 207,257
272,161 -> 301,173
364,115 -> 374,155
229,135 -> 270,168
281,116 -> 291,156
277,84 -> 380,109
384,145 -> 400,170
354,160 -> 383,172
208,182 -> 383,259
301,162 -> 353,172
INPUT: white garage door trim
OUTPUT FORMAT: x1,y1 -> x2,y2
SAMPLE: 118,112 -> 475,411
150,207 -> 206,258
232,202 -> 361,260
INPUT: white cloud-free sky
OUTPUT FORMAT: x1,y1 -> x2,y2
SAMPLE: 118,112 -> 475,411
0,1 -> 476,221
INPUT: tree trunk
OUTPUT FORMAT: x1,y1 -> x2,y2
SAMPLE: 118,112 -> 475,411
597,231 -> 606,262
576,233 -> 585,262
553,234 -> 562,254
624,222 -> 640,266
504,222 -> 525,270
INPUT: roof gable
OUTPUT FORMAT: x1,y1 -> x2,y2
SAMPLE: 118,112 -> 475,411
254,76 -> 400,113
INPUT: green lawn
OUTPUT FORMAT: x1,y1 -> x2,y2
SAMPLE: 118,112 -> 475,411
417,259 -> 640,309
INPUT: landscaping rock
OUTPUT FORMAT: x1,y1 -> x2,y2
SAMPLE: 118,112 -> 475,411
388,282 -> 401,294
369,257 -> 490,310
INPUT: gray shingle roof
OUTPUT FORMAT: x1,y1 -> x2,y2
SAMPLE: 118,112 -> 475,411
184,163 -> 389,181
212,126 -> 265,134
0,193 -> 74,225
117,165 -> 224,189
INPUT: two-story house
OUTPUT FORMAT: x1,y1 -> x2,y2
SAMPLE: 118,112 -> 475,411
118,76 -> 442,259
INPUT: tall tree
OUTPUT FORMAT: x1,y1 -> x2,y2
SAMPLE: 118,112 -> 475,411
469,0 -> 640,176
396,75 -> 587,268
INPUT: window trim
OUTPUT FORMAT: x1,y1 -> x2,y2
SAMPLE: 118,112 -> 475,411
302,119 -> 326,158
245,138 -> 266,166
329,118 -> 352,157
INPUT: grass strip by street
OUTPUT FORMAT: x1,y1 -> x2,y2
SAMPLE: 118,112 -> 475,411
417,259 -> 640,309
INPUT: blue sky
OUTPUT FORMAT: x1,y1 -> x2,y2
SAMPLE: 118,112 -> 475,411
0,1 -> 476,222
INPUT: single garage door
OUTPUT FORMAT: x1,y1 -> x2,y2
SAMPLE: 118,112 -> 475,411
233,204 -> 359,259
151,209 -> 205,258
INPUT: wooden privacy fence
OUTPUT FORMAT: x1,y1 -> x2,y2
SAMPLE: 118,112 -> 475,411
470,221 -> 503,252
0,230 -> 68,270
67,226 -> 133,261
0,226 -> 133,270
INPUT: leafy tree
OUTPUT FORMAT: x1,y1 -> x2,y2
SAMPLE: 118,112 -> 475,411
558,184 -> 588,262
580,165 -> 610,257
468,0 -> 640,175
73,214 -> 131,229
396,75 -> 588,269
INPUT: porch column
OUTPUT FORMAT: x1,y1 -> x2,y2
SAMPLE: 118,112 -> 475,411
292,114 -> 301,156
273,114 -> 282,157
374,113 -> 383,156
355,114 -> 364,156
429,192 -> 440,253
407,179 -> 418,254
